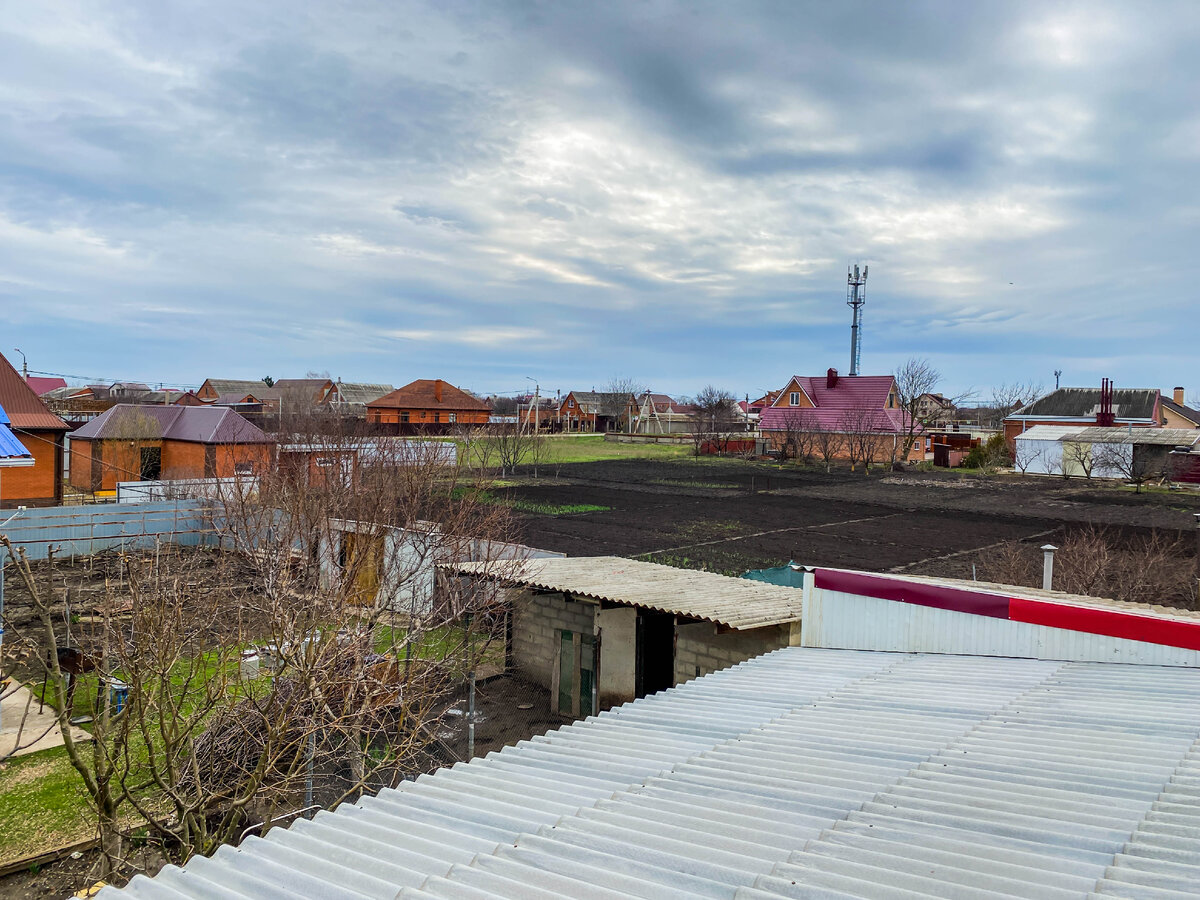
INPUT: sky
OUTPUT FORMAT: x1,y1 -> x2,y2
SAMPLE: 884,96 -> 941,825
2,1 -> 1199,403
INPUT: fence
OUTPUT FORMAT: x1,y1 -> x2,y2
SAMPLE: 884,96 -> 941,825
116,478 -> 259,504
0,500 -> 213,560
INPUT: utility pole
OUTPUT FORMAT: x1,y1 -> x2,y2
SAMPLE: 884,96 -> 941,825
1054,369 -> 1062,390
13,349 -> 26,380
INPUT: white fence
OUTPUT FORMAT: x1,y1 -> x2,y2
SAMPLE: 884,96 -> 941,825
116,477 -> 260,504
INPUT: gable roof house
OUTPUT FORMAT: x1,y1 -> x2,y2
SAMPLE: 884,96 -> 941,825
558,390 -> 635,433
366,380 -> 490,435
24,376 -> 68,395
1003,383 -> 1162,452
0,352 -> 69,507
759,368 -> 922,462
1160,386 -> 1200,428
69,405 -> 274,493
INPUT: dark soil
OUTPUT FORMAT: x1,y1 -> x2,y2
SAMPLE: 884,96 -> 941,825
500,459 -> 1200,580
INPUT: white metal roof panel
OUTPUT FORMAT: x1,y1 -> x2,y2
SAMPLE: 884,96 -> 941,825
451,556 -> 804,629
103,648 -> 1200,899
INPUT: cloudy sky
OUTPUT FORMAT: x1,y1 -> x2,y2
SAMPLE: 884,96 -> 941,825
2,1 -> 1198,401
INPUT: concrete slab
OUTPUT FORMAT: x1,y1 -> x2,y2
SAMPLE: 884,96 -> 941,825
0,683 -> 91,759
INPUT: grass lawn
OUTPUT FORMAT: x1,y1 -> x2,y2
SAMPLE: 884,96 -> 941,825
524,435 -> 694,465
0,745 -> 96,864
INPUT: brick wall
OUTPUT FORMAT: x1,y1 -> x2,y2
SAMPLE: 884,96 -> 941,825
673,622 -> 792,684
4,428 -> 62,506
510,589 -> 596,690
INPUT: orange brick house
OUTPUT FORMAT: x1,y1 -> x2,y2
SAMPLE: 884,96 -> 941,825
366,380 -> 490,435
68,405 -> 274,492
0,352 -> 69,507
759,368 -> 923,464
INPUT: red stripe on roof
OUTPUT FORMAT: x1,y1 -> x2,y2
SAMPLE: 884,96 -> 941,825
1009,597 -> 1200,652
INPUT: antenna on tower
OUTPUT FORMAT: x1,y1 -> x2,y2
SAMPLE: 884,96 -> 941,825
847,264 -> 868,376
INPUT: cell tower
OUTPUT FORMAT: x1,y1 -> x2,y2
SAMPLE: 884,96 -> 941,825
847,263 -> 868,376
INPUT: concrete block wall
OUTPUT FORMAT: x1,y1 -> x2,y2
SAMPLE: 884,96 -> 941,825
674,622 -> 790,684
510,589 -> 596,690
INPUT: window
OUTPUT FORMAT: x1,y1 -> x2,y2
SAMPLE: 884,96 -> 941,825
887,393 -> 895,408
789,391 -> 800,406
568,398 -> 574,408
400,411 -> 410,423
449,412 -> 457,424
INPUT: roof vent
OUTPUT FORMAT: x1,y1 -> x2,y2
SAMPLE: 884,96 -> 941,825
826,368 -> 839,389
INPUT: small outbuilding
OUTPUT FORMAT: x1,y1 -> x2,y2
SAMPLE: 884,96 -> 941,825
453,556 -> 804,716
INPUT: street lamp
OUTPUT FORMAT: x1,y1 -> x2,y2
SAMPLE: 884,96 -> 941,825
12,349 -> 26,380
525,377 -> 540,435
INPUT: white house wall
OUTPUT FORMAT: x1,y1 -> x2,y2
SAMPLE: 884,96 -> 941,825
802,587 -> 1200,666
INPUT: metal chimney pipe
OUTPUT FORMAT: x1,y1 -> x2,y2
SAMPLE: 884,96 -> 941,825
1041,544 -> 1057,591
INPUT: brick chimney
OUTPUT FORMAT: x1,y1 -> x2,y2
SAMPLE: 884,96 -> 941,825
826,368 -> 839,389
434,380 -> 443,403
1175,387 -> 1186,405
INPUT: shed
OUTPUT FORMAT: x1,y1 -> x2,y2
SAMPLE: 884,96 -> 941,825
452,556 -> 804,715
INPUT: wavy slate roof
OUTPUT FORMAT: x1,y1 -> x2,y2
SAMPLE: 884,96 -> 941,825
1011,387 -> 1161,421
760,374 -> 906,433
102,647 -> 1200,899
454,555 -> 804,629
71,405 -> 273,444
0,353 -> 69,431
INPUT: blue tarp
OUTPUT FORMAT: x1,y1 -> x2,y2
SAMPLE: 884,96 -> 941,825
0,402 -> 32,460
741,561 -> 804,588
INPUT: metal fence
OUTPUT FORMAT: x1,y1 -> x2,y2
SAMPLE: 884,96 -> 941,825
0,500 -> 213,560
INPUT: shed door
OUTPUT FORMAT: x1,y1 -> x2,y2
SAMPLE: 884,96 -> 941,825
554,630 -> 595,718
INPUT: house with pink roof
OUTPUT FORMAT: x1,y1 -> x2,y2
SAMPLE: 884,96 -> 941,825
759,368 -> 923,465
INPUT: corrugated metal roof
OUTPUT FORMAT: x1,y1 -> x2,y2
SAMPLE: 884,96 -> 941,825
452,556 -> 804,629
0,403 -> 33,460
1016,424 -> 1200,447
0,353 -> 69,431
760,374 -> 908,433
101,647 -> 1200,899
72,405 -> 273,444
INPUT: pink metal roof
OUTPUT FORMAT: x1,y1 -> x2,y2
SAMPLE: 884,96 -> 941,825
760,374 -> 909,433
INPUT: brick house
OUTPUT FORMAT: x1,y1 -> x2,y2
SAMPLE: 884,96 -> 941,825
68,405 -> 274,492
558,390 -> 635,432
759,368 -> 922,463
0,352 -> 69,507
1003,385 -> 1161,453
1160,387 -> 1200,429
366,379 -> 490,435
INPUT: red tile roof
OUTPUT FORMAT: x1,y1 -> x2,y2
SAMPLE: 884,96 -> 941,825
368,380 -> 490,411
760,374 -> 908,433
0,354 -> 69,431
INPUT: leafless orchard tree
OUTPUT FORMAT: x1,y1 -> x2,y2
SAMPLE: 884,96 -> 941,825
1062,441 -> 1096,481
777,410 -> 816,463
839,407 -> 889,473
690,385 -> 739,456
1012,439 -> 1047,475
1092,443 -> 1166,493
0,427 -> 525,883
811,421 -> 843,473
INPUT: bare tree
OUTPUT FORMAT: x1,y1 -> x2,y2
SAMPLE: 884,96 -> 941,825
812,421 -> 843,473
892,358 -> 972,461
839,407 -> 889,473
1062,440 -> 1096,481
1012,439 -> 1047,476
489,422 -> 536,476
990,381 -> 1044,428
599,378 -> 644,433
690,385 -> 739,456
1,427 -> 524,883
777,410 -> 815,463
